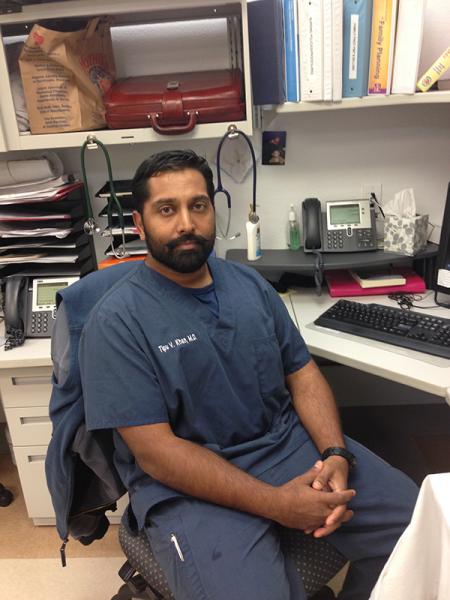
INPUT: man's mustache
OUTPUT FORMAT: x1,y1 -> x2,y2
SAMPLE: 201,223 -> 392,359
166,234 -> 208,250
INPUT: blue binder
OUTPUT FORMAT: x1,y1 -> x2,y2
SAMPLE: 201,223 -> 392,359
248,0 -> 285,105
342,0 -> 373,98
283,0 -> 300,102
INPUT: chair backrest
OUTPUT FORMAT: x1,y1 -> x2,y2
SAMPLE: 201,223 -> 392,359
46,261 -> 142,544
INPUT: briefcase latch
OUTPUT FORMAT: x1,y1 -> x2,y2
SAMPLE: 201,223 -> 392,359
166,80 -> 180,90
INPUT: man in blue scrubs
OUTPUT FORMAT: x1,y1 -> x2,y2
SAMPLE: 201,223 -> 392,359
80,150 -> 418,600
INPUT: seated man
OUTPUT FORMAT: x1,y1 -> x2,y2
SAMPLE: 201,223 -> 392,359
79,150 -> 418,600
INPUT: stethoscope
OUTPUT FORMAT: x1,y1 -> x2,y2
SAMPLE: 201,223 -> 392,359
214,124 -> 257,241
80,135 -> 129,258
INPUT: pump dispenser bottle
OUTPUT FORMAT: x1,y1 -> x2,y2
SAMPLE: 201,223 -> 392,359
287,204 -> 301,250
246,205 -> 261,260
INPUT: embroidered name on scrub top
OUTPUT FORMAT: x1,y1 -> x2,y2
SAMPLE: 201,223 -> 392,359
188,281 -> 219,319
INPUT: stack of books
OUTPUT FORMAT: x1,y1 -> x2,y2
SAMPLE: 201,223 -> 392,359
248,0 -> 450,104
325,267 -> 426,297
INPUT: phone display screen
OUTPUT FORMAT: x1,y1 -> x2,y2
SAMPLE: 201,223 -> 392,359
36,281 -> 68,307
329,204 -> 361,225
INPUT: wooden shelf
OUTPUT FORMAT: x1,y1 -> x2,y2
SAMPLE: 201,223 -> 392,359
267,91 -> 450,114
0,0 -> 232,24
14,120 -> 252,150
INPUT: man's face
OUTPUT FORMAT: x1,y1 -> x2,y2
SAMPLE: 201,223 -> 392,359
132,168 -> 215,274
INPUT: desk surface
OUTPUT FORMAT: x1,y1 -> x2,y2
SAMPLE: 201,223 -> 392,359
288,289 -> 450,403
1,291 -> 450,404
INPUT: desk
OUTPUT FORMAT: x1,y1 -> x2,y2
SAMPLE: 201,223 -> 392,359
369,473 -> 450,600
287,290 -> 450,404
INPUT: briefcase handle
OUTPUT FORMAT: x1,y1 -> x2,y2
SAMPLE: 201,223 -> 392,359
148,111 -> 198,136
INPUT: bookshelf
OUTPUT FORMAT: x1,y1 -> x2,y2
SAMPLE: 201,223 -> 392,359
0,0 -> 253,151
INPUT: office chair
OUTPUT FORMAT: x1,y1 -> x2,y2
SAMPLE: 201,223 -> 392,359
49,262 -> 346,600
114,517 -> 347,600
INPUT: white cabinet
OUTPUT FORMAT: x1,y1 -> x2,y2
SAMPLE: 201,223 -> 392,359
0,363 -> 126,525
0,0 -> 253,151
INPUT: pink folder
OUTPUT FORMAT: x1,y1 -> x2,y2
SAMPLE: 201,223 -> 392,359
325,268 -> 426,297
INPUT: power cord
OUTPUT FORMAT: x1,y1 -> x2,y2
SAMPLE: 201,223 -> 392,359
370,192 -> 385,219
388,292 -> 439,311
312,250 -> 324,296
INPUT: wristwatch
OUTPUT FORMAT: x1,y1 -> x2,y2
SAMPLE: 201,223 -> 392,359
321,446 -> 357,469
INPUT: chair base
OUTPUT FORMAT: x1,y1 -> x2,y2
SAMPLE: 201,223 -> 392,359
112,562 -> 166,600
0,484 -> 13,507
111,582 -> 153,600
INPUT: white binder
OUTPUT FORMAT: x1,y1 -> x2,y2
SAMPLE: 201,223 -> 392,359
323,0 -> 343,101
391,0 -> 426,94
332,0 -> 344,101
323,0 -> 333,101
299,0 -> 324,101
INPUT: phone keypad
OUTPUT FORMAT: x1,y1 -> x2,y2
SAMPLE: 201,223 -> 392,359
30,312 -> 50,336
326,230 -> 345,250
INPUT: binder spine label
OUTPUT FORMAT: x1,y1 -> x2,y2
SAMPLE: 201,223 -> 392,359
368,0 -> 395,94
349,14 -> 359,79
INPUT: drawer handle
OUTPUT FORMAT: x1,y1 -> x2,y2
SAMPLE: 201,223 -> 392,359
12,376 -> 52,386
27,455 -> 46,463
19,416 -> 51,425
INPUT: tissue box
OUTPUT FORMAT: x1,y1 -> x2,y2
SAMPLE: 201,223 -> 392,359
384,214 -> 428,256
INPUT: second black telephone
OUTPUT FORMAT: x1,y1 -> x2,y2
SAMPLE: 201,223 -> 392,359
4,275 -> 79,338
302,197 -> 377,253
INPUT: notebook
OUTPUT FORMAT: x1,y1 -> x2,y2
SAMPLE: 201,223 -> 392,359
325,268 -> 426,297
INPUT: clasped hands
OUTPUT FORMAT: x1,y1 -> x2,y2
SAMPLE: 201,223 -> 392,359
275,457 -> 356,538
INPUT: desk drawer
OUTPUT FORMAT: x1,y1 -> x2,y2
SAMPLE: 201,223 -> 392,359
0,367 -> 53,408
14,445 -> 55,520
4,405 -> 52,446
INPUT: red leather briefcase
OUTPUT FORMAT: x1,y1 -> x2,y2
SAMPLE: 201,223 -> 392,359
103,69 -> 246,135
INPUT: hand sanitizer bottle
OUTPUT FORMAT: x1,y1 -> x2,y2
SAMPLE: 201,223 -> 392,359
287,204 -> 301,251
246,205 -> 262,261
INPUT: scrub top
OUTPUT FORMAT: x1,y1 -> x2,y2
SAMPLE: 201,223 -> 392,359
79,257 -> 311,529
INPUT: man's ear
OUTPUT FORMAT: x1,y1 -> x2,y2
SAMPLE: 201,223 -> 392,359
132,210 -> 146,241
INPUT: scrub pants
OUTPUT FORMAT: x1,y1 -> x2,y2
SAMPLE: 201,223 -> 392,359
144,436 -> 419,600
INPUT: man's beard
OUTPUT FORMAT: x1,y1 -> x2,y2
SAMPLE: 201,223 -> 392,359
144,227 -> 215,273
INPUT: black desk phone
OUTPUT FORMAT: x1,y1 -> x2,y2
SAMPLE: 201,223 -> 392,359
302,198 -> 377,253
4,275 -> 79,338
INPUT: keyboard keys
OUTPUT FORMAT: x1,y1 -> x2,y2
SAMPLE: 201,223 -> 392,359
315,299 -> 450,360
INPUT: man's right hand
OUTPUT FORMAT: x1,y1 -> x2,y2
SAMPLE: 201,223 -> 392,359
271,463 -> 356,532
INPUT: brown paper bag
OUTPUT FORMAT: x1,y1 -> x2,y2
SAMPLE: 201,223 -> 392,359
19,18 -> 115,134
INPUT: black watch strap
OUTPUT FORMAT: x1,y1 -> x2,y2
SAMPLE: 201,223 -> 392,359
321,446 -> 356,468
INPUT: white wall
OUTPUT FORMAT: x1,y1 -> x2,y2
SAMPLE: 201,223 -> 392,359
47,101 -> 450,260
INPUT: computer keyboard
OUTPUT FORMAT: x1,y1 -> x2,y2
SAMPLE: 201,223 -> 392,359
314,299 -> 450,360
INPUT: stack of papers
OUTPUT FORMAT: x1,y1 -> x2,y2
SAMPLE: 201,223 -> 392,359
0,175 -> 85,272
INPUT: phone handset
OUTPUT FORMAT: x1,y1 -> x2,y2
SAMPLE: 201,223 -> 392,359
4,276 -> 27,333
4,276 -> 28,349
302,198 -> 322,252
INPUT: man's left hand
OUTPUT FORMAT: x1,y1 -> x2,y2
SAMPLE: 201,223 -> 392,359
305,456 -> 354,537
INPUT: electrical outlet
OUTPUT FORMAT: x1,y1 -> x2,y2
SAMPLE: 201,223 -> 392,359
361,183 -> 382,203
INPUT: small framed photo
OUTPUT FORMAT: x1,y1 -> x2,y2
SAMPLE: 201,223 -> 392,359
262,131 -> 286,165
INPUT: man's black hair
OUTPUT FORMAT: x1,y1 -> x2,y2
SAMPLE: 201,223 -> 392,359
131,150 -> 215,214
